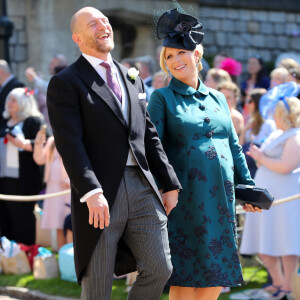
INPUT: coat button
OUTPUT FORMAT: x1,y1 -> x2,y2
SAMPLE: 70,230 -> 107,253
204,117 -> 210,123
206,131 -> 213,138
195,91 -> 201,98
199,105 -> 205,111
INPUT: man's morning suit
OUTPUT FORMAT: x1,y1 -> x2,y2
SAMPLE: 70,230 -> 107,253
47,55 -> 181,297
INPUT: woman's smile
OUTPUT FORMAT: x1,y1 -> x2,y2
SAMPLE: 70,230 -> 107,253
174,64 -> 186,71
164,47 -> 199,89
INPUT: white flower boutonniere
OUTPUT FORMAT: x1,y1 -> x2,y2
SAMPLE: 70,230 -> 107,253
128,67 -> 139,81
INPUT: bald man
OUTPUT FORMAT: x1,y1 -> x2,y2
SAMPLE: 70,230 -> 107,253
47,7 -> 181,300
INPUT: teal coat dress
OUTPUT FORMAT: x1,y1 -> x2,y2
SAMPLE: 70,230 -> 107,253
147,77 -> 254,288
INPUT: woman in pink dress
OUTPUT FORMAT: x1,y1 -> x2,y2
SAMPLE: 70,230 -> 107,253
34,129 -> 70,250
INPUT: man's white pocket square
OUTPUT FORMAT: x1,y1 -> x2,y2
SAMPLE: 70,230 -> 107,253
138,93 -> 147,100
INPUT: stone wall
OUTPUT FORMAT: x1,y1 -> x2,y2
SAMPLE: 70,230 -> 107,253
7,0 -> 27,78
4,0 -> 300,83
200,6 -> 300,71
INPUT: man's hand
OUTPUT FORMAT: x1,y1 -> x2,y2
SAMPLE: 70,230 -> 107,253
25,67 -> 38,83
86,192 -> 110,229
162,190 -> 179,216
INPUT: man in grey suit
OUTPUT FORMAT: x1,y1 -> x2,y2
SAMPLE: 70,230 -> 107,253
47,6 -> 182,300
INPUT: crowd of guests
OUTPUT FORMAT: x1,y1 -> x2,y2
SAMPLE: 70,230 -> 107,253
241,97 -> 300,299
0,24 -> 300,298
0,56 -> 71,251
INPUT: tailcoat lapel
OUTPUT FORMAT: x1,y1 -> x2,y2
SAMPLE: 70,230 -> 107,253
76,55 -> 128,129
113,60 -> 139,135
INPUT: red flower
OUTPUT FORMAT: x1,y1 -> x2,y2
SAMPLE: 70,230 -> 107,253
24,87 -> 34,97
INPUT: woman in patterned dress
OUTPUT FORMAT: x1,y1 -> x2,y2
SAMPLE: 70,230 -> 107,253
147,8 -> 260,300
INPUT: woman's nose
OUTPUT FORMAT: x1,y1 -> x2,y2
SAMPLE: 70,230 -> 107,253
174,55 -> 181,62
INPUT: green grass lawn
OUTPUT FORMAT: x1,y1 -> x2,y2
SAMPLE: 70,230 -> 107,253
0,266 -> 267,299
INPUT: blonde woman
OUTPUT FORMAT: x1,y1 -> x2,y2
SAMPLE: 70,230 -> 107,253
241,97 -> 300,299
217,81 -> 244,136
270,67 -> 289,88
152,70 -> 169,90
204,68 -> 232,89
148,8 -> 259,300
288,66 -> 300,84
277,57 -> 299,72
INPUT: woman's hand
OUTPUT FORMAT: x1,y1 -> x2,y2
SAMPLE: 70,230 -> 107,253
246,144 -> 264,164
6,134 -> 32,151
242,203 -> 262,213
34,129 -> 46,146
60,180 -> 70,189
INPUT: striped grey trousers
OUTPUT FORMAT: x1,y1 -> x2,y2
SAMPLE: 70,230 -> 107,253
81,167 -> 172,300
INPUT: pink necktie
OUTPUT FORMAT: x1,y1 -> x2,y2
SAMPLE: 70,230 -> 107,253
100,62 -> 122,103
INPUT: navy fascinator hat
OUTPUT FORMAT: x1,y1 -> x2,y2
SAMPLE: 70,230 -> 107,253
156,8 -> 204,51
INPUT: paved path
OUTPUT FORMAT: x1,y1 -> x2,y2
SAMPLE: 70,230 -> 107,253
0,288 -> 77,300
0,296 -> 25,300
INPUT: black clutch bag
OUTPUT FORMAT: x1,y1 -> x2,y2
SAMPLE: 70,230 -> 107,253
235,184 -> 274,210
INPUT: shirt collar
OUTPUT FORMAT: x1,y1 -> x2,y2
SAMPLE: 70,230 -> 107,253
1,75 -> 14,88
169,76 -> 209,96
82,53 -> 114,70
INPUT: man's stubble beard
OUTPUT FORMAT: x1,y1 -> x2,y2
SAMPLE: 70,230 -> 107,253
97,41 -> 114,54
86,34 -> 114,54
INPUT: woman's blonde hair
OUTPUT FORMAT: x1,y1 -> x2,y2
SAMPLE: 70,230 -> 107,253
217,81 -> 240,101
3,87 -> 43,121
153,70 -> 168,81
275,97 -> 300,130
159,44 -> 204,76
270,67 -> 289,82
207,68 -> 232,85
278,58 -> 299,71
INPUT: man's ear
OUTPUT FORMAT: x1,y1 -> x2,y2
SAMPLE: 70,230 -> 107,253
72,33 -> 81,45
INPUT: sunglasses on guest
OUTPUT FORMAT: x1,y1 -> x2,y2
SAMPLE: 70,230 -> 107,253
245,99 -> 254,104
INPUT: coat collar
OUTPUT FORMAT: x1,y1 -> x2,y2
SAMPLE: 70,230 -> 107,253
76,55 -> 128,129
168,76 -> 209,96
